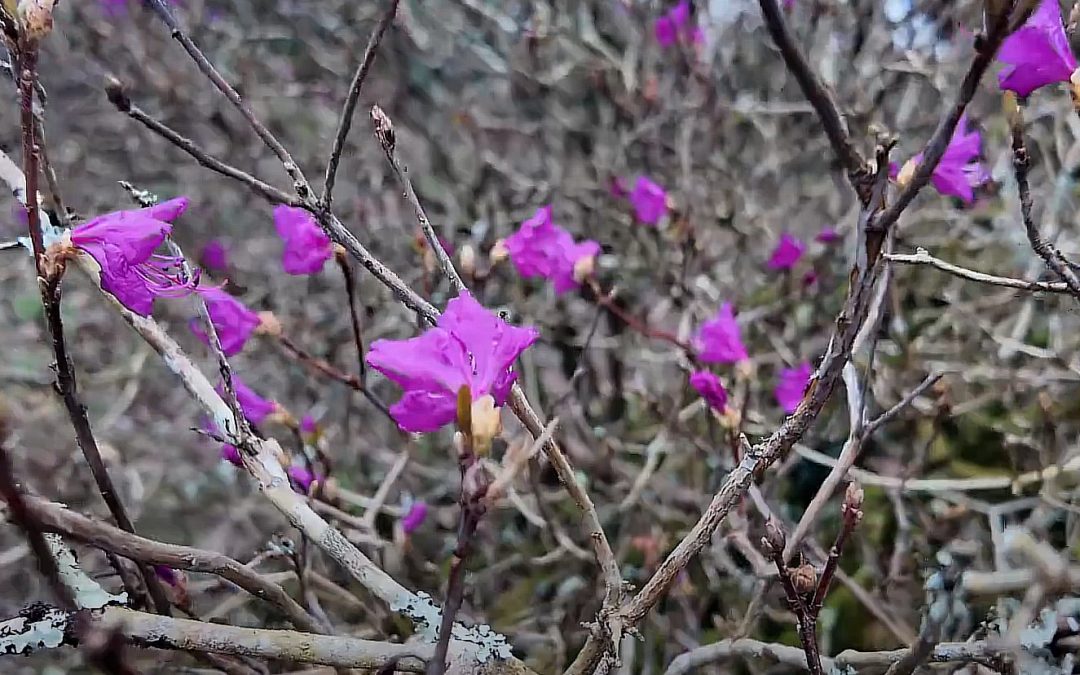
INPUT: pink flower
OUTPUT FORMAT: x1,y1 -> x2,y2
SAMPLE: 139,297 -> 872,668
630,177 -> 668,225
273,205 -> 334,275
896,115 -> 989,204
366,291 -> 539,432
775,362 -> 812,414
287,464 -> 319,495
997,0 -> 1078,97
189,286 -> 259,356
655,1 -> 698,47
401,501 -> 428,534
215,375 -> 276,425
767,234 -> 806,270
153,565 -> 181,587
504,206 -> 601,294
695,302 -> 748,364
300,415 -> 318,435
689,371 -> 728,412
783,0 -> 795,9
200,239 -> 228,272
220,443 -> 242,466
816,227 -> 840,244
71,197 -> 197,316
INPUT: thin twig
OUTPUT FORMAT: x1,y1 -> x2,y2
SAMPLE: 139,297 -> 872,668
756,0 -> 868,191
335,249 -> 368,384
886,249 -> 1071,293
371,105 -> 465,293
1007,96 -> 1080,299
323,0 -> 400,207
144,0 -> 310,195
104,81 -> 299,207
276,333 -> 392,421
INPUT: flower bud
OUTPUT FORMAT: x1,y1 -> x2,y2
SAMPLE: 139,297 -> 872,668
489,239 -> 509,264
370,105 -> 395,153
843,482 -> 865,513
18,0 -> 54,41
791,563 -> 817,595
255,311 -> 282,338
458,243 -> 477,277
469,395 -> 502,457
762,518 -> 786,555
895,158 -> 918,190
572,253 -> 596,284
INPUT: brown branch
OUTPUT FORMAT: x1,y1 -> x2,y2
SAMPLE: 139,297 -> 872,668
20,44 -> 168,615
756,0 -> 868,191
886,249 -> 1071,294
1006,96 -> 1080,299
323,0 -> 400,207
21,495 -> 325,634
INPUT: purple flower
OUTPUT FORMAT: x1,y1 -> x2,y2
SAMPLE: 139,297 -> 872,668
896,115 -> 989,204
200,239 -> 228,272
689,370 -> 728,412
767,234 -> 806,270
401,501 -> 428,534
300,415 -> 318,435
695,302 -> 748,364
783,0 -> 795,9
273,205 -> 334,275
153,565 -> 181,587
655,1 -> 698,47
220,442 -> 242,466
775,362 -> 812,414
71,197 -> 197,316
816,227 -> 840,244
287,464 -> 318,495
998,0 -> 1078,97
366,291 -> 539,433
215,375 -> 276,425
504,206 -> 601,294
189,286 -> 260,356
630,177 -> 668,225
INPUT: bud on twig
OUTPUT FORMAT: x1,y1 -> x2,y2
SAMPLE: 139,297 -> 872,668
104,76 -> 131,113
791,562 -> 817,595
762,518 -> 786,555
370,104 -> 395,154
458,243 -> 476,277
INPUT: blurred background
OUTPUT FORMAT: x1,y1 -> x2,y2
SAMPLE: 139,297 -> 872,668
2,0 -> 1080,672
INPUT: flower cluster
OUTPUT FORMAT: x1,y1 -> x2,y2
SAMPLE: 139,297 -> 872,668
70,197 -> 198,316
501,206 -> 601,294
366,291 -> 539,432
892,114 -> 989,205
